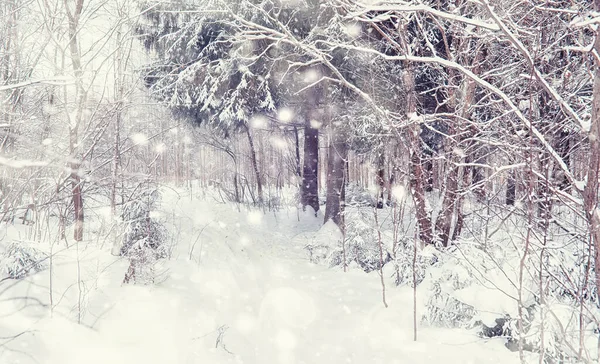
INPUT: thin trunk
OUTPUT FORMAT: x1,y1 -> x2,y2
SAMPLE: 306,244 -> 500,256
111,24 -> 124,217
244,124 -> 263,205
376,150 -> 385,208
65,0 -> 85,242
435,162 -> 459,247
506,170 -> 516,206
472,157 -> 486,202
452,164 -> 469,242
387,143 -> 399,203
374,207 -> 388,308
293,125 -> 301,177
585,0 -> 600,321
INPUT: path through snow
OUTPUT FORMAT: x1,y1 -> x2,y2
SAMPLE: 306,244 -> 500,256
0,189 -> 520,364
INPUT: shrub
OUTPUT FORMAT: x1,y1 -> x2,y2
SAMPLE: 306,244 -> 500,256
1,242 -> 47,279
120,188 -> 168,284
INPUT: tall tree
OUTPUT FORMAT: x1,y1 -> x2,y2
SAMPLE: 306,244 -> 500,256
64,0 -> 86,242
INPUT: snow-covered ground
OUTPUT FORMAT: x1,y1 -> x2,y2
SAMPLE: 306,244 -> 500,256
0,187 -> 522,364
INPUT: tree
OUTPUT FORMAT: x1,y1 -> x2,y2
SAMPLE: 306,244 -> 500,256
584,0 -> 600,320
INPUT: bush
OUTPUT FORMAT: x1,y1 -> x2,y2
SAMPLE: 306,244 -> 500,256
1,242 -> 47,279
391,240 -> 439,287
417,239 -> 600,363
328,207 -> 392,272
345,183 -> 376,207
120,188 -> 168,284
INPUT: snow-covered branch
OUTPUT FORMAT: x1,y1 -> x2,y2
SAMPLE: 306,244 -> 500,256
481,0 -> 589,132
0,78 -> 72,91
348,2 -> 500,31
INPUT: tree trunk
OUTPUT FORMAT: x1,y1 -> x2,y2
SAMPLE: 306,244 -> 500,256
435,162 -> 459,247
376,150 -> 385,208
244,123 -> 263,205
111,22 -> 124,218
409,140 -> 433,246
472,155 -> 486,202
66,0 -> 86,242
403,60 -> 433,246
452,164 -> 469,242
584,0 -> 600,312
301,117 -> 320,214
324,124 -> 347,229
293,125 -> 301,177
387,143 -> 399,204
506,170 -> 516,206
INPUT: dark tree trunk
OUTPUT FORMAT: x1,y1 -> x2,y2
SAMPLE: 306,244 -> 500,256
301,118 -> 319,214
324,126 -> 347,229
555,129 -> 571,190
71,166 -> 84,242
452,165 -> 469,242
506,170 -> 516,206
435,162 -> 458,247
387,143 -> 399,204
472,160 -> 486,202
409,142 -> 433,245
345,158 -> 350,185
376,151 -> 385,208
293,125 -> 301,177
233,171 -> 240,203
423,157 -> 434,192
402,58 -> 433,246
244,124 -> 263,205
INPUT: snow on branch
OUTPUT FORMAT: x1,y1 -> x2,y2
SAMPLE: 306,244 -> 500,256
0,78 -> 72,92
0,156 -> 50,169
349,2 -> 500,31
317,39 -> 578,191
481,0 -> 589,133
570,13 -> 600,28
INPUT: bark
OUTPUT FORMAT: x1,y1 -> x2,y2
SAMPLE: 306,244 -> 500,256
506,170 -> 516,206
66,0 -> 86,242
301,117 -> 320,214
376,150 -> 385,208
435,162 -> 459,247
293,125 -> 301,177
387,144 -> 398,204
472,157 -> 486,202
451,167 -> 468,242
423,157 -> 434,192
111,24 -> 124,217
584,0 -> 600,314
324,124 -> 347,229
244,123 -> 263,205
405,87 -> 433,244
435,40 -> 480,246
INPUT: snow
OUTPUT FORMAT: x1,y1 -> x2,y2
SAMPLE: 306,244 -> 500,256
0,187 -> 525,364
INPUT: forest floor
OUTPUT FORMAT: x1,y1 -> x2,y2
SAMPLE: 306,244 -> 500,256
0,187 -> 522,364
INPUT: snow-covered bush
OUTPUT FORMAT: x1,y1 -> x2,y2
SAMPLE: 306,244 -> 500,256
345,183 -> 376,207
305,220 -> 343,265
1,242 -> 47,279
419,247 -> 478,328
390,239 -> 438,287
327,207 -> 392,272
417,236 -> 600,362
120,188 -> 169,284
420,242 -> 528,332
